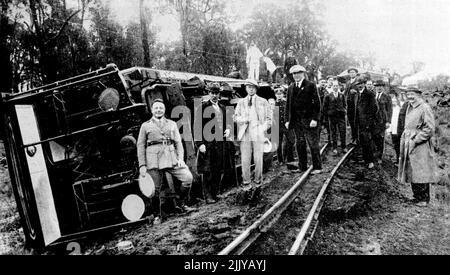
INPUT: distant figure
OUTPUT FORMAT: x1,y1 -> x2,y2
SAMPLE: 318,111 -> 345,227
354,78 -> 378,169
366,80 -> 375,94
345,68 -> 360,145
388,93 -> 405,164
323,80 -> 347,155
283,50 -> 298,85
373,80 -> 393,163
246,42 -> 263,81
274,88 -> 294,164
318,79 -> 331,145
227,65 -> 243,79
398,86 -> 437,207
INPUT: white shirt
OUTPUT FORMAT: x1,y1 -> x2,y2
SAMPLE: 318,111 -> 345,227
376,92 -> 383,101
295,79 -> 304,88
389,105 -> 401,135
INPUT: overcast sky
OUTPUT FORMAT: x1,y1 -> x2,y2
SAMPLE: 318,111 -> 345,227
88,0 -> 450,75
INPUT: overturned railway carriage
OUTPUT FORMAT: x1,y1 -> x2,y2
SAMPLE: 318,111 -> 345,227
0,64 -> 272,248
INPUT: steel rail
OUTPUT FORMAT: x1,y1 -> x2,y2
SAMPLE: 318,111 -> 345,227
288,146 -> 355,255
218,143 -> 329,255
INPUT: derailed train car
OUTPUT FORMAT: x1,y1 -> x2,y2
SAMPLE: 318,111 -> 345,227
0,64 -> 272,248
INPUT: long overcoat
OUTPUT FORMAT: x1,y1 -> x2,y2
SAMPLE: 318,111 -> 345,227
398,99 -> 437,184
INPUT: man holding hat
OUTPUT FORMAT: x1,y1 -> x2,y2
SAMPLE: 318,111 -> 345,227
398,86 -> 437,207
137,99 -> 195,220
373,80 -> 393,163
196,83 -> 234,203
345,67 -> 360,145
235,79 -> 272,185
285,65 -> 322,174
354,77 -> 378,169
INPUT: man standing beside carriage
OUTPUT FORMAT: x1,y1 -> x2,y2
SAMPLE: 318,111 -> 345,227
196,83 -> 235,204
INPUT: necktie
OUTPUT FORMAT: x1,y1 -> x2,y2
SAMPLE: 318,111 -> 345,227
248,96 -> 253,107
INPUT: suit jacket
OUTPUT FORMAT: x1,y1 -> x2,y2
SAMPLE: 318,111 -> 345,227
323,92 -> 347,118
355,88 -> 379,130
345,78 -> 359,120
234,95 -> 272,141
285,79 -> 321,127
376,92 -> 393,125
397,102 -> 408,136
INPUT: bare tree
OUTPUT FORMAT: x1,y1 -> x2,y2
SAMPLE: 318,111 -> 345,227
140,0 -> 151,67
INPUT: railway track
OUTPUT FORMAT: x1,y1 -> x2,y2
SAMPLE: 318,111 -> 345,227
218,144 -> 355,255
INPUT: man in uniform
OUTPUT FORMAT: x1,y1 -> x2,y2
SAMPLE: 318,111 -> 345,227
373,80 -> 393,163
235,79 -> 272,186
285,65 -> 322,174
137,99 -> 195,221
196,83 -> 233,203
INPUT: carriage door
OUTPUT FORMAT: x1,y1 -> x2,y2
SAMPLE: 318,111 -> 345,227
15,105 -> 61,245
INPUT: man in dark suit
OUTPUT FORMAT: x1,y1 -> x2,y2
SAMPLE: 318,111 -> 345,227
354,78 -> 379,169
285,65 -> 322,174
196,83 -> 234,203
373,80 -> 393,163
345,68 -> 360,145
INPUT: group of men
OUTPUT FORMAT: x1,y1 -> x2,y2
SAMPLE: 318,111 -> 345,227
136,63 -> 436,224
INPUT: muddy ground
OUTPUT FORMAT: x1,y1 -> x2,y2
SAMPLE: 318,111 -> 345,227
305,104 -> 450,255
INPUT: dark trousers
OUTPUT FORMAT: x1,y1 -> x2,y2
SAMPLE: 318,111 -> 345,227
347,103 -> 357,142
292,119 -> 322,171
411,183 -> 430,203
359,127 -> 375,164
329,116 -> 346,150
373,131 -> 385,160
202,171 -> 221,200
278,127 -> 295,162
320,116 -> 332,144
391,134 -> 401,162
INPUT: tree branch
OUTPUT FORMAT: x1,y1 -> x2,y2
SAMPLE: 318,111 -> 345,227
44,9 -> 80,46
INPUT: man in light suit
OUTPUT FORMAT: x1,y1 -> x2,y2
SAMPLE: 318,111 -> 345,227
234,79 -> 272,186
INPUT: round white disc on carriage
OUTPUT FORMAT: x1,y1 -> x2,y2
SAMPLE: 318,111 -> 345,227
121,194 -> 145,221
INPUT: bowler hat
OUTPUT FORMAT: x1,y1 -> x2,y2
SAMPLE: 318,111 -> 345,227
289,65 -> 306,74
374,80 -> 386,87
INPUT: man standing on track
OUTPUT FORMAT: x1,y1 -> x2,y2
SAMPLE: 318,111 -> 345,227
285,65 -> 322,174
